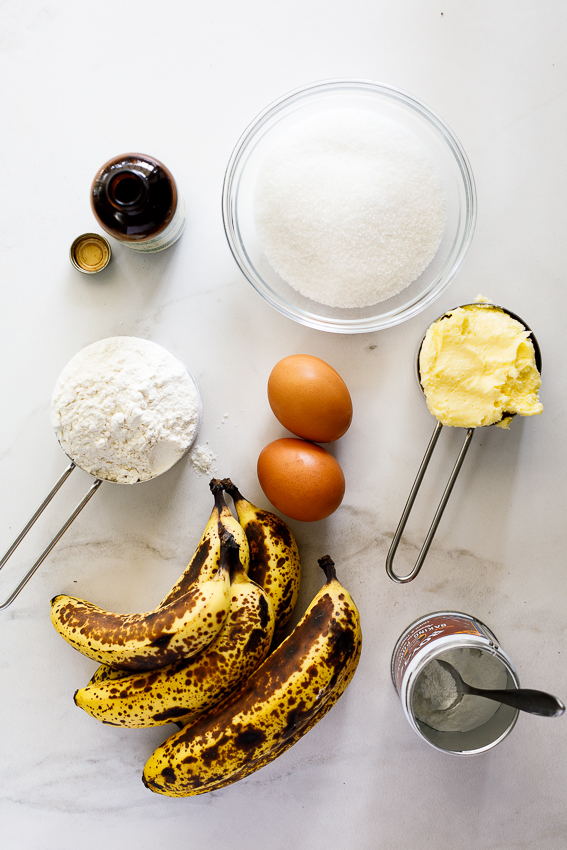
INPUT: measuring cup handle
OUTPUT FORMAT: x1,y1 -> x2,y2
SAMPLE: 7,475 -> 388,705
385,422 -> 475,583
0,464 -> 102,610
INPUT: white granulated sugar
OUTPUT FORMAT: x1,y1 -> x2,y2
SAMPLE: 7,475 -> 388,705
254,109 -> 447,308
51,337 -> 200,484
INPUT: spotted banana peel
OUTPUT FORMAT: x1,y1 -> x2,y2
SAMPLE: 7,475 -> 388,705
221,478 -> 301,646
87,480 -> 249,683
74,533 -> 275,727
50,554 -> 231,673
159,479 -> 249,606
142,555 -> 361,797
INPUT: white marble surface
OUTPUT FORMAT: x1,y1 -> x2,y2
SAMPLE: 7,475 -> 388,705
1,1 -> 566,847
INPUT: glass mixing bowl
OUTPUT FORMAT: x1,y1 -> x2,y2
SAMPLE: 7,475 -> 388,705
222,79 -> 477,334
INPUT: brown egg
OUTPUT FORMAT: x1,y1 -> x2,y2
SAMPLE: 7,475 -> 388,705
267,354 -> 353,443
257,437 -> 345,522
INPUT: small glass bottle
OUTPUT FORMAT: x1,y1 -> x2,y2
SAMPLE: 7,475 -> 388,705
91,153 -> 186,253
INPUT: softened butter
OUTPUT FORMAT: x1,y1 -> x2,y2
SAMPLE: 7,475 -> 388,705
419,299 -> 542,428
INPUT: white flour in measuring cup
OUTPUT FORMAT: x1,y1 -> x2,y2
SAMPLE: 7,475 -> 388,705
254,108 -> 446,309
51,337 -> 200,484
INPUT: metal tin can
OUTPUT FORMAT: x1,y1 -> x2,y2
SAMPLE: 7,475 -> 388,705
391,611 -> 520,755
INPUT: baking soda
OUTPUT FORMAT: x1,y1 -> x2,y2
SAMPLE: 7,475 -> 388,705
413,648 -> 506,733
254,109 -> 446,308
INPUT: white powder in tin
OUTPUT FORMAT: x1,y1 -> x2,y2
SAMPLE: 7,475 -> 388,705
413,648 -> 508,733
254,109 -> 446,309
415,659 -> 459,711
51,337 -> 200,484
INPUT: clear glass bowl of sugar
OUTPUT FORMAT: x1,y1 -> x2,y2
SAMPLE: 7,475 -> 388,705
222,79 -> 477,334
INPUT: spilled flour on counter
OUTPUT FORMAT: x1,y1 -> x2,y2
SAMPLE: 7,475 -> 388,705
189,442 -> 217,476
51,337 -> 201,484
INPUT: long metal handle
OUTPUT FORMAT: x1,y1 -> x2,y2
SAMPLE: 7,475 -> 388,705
386,422 -> 475,583
0,464 -> 103,609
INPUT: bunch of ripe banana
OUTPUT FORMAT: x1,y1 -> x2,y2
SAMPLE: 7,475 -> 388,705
53,479 -> 290,721
143,553 -> 362,796
51,478 -> 361,796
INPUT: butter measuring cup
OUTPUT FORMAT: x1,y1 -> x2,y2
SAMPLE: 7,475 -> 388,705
385,301 -> 542,584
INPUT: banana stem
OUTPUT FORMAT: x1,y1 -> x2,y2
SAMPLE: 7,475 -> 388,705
220,478 -> 242,503
210,478 -> 227,507
218,526 -> 242,580
318,555 -> 337,584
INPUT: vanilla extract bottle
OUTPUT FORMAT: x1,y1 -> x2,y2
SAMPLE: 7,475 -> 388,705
91,153 -> 186,252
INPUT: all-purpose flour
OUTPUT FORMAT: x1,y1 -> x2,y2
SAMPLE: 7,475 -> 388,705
51,337 -> 200,484
254,109 -> 447,309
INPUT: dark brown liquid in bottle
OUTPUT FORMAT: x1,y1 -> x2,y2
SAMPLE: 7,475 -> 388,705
91,153 -> 178,242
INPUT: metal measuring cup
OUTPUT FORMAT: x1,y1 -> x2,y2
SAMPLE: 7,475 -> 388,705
385,304 -> 542,584
0,352 -> 202,610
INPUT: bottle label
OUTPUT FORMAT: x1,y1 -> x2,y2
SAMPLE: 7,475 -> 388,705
125,194 -> 187,253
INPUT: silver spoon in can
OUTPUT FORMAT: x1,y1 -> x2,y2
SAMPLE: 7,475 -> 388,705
436,659 -> 565,718
385,303 -> 542,584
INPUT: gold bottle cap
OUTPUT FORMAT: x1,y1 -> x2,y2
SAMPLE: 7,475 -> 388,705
70,233 -> 111,274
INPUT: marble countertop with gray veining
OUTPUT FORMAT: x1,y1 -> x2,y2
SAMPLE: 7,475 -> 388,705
1,2 -> 566,848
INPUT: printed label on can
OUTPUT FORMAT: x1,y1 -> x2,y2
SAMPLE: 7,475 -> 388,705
393,614 -> 484,694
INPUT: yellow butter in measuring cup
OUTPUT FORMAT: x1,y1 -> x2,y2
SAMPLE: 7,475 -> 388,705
419,297 -> 543,429
386,297 -> 543,584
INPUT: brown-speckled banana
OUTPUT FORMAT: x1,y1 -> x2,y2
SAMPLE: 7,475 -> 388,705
50,554 -> 231,673
183,656 -> 355,795
142,555 -> 361,797
88,480 -> 249,684
87,665 -> 127,686
221,478 -> 300,646
159,479 -> 248,606
74,533 -> 275,727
